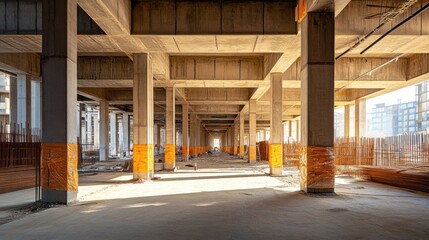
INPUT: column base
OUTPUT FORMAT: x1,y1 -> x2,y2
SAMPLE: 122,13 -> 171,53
133,171 -> 154,181
42,189 -> 77,204
164,163 -> 176,171
304,188 -> 335,194
270,167 -> 283,176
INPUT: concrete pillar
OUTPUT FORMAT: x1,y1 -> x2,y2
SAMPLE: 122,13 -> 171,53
99,101 -> 109,161
233,120 -> 239,155
9,76 -> 17,124
295,119 -> 300,142
17,74 -> 31,129
109,112 -> 117,157
344,105 -> 350,138
155,123 -> 161,154
355,99 -> 366,143
31,80 -> 41,129
249,99 -> 257,162
269,73 -> 283,175
133,53 -> 154,180
300,8 -> 335,193
164,87 -> 176,170
122,113 -> 130,157
239,113 -> 245,158
190,114 -> 197,157
182,104 -> 189,159
80,104 -> 87,144
288,121 -> 292,138
41,0 -> 78,203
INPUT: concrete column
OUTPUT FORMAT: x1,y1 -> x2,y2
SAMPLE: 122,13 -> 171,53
155,124 -> 161,153
109,112 -> 117,157
122,113 -> 130,157
133,53 -> 154,180
288,121 -> 293,138
164,87 -> 176,170
99,101 -> 109,161
344,105 -> 350,138
269,73 -> 283,175
295,119 -> 300,142
190,114 -> 197,157
9,76 -> 17,124
182,104 -> 189,159
300,8 -> 335,193
233,120 -> 239,155
239,112 -> 245,158
17,74 -> 31,129
355,99 -> 366,143
31,80 -> 41,129
80,104 -> 87,144
41,0 -> 78,203
249,99 -> 257,162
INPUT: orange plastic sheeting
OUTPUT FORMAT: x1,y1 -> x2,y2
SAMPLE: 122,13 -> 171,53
165,144 -> 176,166
299,146 -> 335,190
182,146 -> 189,157
41,143 -> 78,191
133,144 -> 154,174
297,0 -> 307,23
249,146 -> 257,161
269,144 -> 283,169
190,146 -> 197,156
233,146 -> 238,155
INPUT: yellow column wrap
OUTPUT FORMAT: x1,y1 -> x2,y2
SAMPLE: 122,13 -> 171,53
133,144 -> 154,179
41,143 -> 78,191
248,145 -> 256,162
164,144 -> 176,170
233,146 -> 238,155
269,143 -> 283,175
239,146 -> 244,158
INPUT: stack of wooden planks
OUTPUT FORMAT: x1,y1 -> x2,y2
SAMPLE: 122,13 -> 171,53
0,166 -> 35,194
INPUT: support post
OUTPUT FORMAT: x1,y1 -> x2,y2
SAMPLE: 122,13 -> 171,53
41,0 -> 78,203
133,53 -> 154,180
355,99 -> 366,144
109,112 -> 117,157
122,113 -> 130,157
269,73 -> 283,175
344,105 -> 350,138
99,101 -> 109,161
249,99 -> 257,162
300,6 -> 335,193
164,87 -> 176,170
182,104 -> 189,159
239,112 -> 245,158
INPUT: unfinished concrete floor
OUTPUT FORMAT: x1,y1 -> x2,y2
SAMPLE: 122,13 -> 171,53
0,152 -> 428,240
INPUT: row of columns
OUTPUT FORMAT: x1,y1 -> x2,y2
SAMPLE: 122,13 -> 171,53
40,0 -> 337,203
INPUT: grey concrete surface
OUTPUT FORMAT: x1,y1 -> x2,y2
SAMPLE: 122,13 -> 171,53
0,155 -> 428,240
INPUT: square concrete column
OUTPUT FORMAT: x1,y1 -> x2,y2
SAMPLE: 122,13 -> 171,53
41,0 -> 78,204
17,74 -> 32,130
233,119 -> 239,155
109,112 -> 118,157
79,104 -> 86,144
269,73 -> 283,175
190,114 -> 197,157
344,105 -> 350,138
300,9 -> 335,193
31,80 -> 41,129
295,119 -> 300,142
99,101 -> 109,161
9,75 -> 17,124
164,87 -> 176,170
249,99 -> 257,162
239,112 -> 245,158
122,113 -> 130,157
355,99 -> 366,144
182,104 -> 189,159
133,53 -> 154,180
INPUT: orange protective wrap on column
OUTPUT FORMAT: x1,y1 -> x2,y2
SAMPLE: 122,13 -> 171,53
249,146 -> 256,162
233,147 -> 238,155
239,146 -> 244,157
299,146 -> 335,192
182,146 -> 189,157
269,144 -> 283,169
133,144 -> 154,175
164,144 -> 176,169
190,146 -> 196,156
41,143 -> 78,191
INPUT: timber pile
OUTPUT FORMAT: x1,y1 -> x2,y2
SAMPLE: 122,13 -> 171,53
0,166 -> 35,193
361,166 -> 429,193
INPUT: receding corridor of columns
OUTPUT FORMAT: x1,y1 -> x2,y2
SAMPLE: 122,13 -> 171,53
1,0 -> 429,239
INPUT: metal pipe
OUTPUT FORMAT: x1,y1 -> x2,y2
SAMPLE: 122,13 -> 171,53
360,3 -> 429,55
